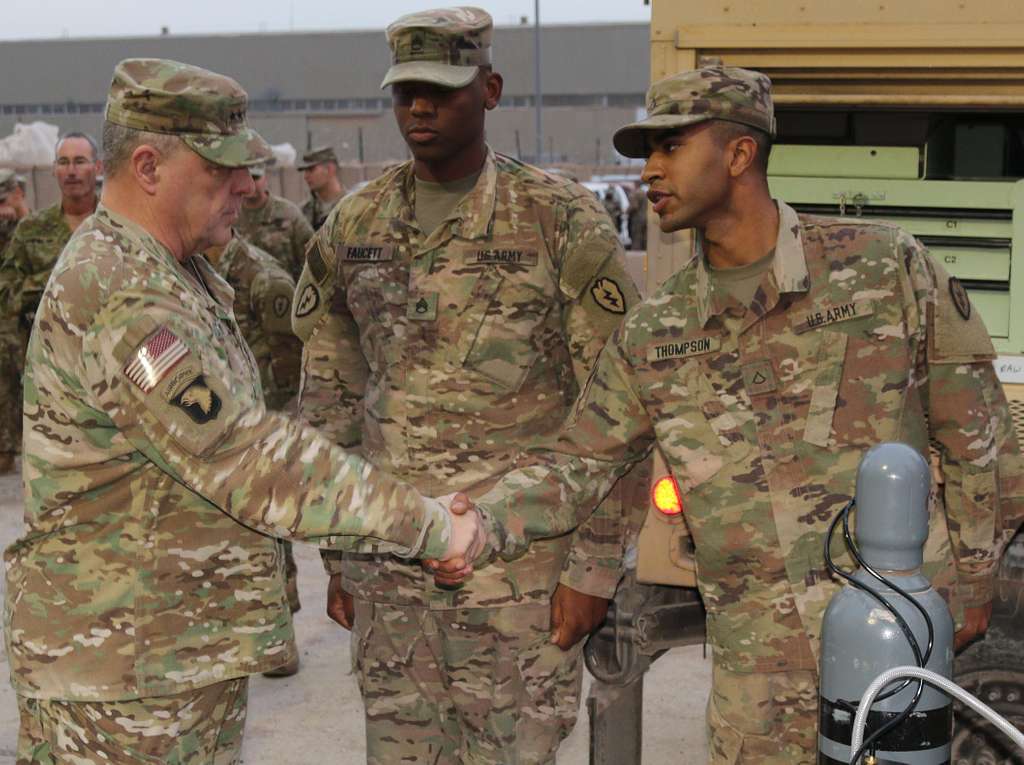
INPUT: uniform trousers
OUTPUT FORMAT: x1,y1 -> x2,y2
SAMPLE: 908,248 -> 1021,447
352,598 -> 583,765
707,662 -> 818,764
16,678 -> 247,765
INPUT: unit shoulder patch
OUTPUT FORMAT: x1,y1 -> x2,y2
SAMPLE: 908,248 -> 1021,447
170,375 -> 222,424
948,277 -> 971,320
294,283 -> 320,318
591,277 -> 626,315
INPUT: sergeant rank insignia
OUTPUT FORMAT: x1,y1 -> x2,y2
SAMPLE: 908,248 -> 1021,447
123,326 -> 190,393
171,377 -> 221,424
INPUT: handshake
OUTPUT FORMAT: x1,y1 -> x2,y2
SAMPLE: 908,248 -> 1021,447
429,492 -> 488,586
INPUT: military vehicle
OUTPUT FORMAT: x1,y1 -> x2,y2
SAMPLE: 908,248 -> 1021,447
586,2 -> 1024,762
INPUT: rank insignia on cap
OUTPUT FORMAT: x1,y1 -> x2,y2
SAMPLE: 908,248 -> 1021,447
124,326 -> 190,393
172,376 -> 221,424
591,278 -> 626,314
949,277 -> 971,320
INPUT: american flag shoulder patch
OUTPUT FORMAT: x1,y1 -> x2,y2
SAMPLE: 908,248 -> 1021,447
123,326 -> 191,393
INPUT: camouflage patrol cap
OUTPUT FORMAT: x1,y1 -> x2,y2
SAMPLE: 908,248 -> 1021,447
105,58 -> 272,168
297,146 -> 338,170
381,7 -> 492,90
0,168 -> 16,198
613,66 -> 776,159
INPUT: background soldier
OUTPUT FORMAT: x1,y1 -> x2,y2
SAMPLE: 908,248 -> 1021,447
203,229 -> 305,676
627,183 -> 648,251
293,7 -> 641,763
0,169 -> 30,252
237,160 -> 313,280
0,133 -> 101,474
437,67 -> 1024,764
7,57 -> 486,764
602,186 -> 623,233
298,145 -> 345,230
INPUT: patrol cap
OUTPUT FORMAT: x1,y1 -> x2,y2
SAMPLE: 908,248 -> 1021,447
0,168 -> 16,199
381,7 -> 492,90
297,146 -> 338,170
613,66 -> 776,159
105,58 -> 272,168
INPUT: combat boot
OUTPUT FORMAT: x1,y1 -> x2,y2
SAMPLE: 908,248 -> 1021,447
262,654 -> 300,678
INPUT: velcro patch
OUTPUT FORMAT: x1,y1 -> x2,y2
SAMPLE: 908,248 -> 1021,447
794,300 -> 874,334
647,336 -> 721,363
123,326 -> 190,394
742,360 -> 777,395
306,238 -> 328,283
407,293 -> 438,321
294,283 -> 320,318
170,375 -> 222,424
338,244 -> 394,262
467,248 -> 538,267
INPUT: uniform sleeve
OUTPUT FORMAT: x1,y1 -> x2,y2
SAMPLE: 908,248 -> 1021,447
252,270 -> 302,410
478,331 -> 655,566
292,208 -> 373,576
550,190 -> 647,596
292,209 -> 369,449
81,284 -> 454,561
905,232 -> 1024,606
289,210 -> 315,282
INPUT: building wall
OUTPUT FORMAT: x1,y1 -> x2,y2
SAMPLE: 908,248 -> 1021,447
0,23 -> 649,166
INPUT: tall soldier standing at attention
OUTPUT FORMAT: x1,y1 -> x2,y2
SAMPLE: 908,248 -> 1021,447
432,67 -> 1024,764
0,168 -> 31,474
0,133 -> 101,475
298,146 -> 345,231
6,57 -> 490,765
236,160 -> 314,281
294,7 -> 642,763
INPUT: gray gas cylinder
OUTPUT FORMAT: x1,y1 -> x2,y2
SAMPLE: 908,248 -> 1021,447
818,443 -> 954,765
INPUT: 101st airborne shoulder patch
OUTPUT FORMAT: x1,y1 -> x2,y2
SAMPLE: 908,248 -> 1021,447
123,326 -> 190,393
170,376 -> 222,424
591,277 -> 626,314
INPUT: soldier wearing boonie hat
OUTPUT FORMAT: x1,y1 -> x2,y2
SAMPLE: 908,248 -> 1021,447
298,146 -> 344,230
298,5 -> 644,764
7,57 -> 491,764
0,166 -> 28,475
444,64 -> 1022,764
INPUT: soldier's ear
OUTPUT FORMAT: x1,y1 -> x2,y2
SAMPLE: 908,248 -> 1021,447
482,70 -> 503,111
130,144 -> 163,195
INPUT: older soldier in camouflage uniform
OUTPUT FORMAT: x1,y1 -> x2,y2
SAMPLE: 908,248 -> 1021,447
236,160 -> 314,280
203,230 -> 305,675
294,7 -> 641,764
298,146 -> 345,231
0,133 -> 101,474
5,57 -> 491,765
438,67 -> 1024,764
0,168 -> 29,473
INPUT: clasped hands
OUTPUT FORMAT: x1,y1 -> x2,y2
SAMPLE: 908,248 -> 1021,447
429,492 -> 484,585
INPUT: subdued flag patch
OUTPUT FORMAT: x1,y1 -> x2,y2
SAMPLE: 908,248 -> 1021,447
123,326 -> 190,393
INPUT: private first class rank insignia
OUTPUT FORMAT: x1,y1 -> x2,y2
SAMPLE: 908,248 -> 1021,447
123,327 -> 190,393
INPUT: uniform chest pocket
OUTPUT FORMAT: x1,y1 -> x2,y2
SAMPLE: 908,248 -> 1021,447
454,267 -> 555,392
642,359 -> 752,494
345,263 -> 408,329
802,328 -> 910,448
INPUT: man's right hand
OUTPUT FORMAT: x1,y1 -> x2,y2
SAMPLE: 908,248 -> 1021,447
326,573 -> 354,630
425,492 -> 486,586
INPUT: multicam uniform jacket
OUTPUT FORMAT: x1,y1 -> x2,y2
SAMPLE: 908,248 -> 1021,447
208,236 -> 301,412
4,205 -> 456,702
236,194 -> 314,281
476,202 -> 1024,673
301,196 -> 330,233
294,150 -> 642,608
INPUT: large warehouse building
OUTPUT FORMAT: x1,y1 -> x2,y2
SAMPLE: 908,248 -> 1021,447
0,22 -> 649,166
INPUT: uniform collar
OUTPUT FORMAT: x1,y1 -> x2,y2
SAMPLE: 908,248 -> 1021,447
694,200 -> 810,328
375,148 -> 498,241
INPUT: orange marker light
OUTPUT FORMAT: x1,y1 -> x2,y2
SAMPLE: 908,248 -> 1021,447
652,475 -> 683,515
